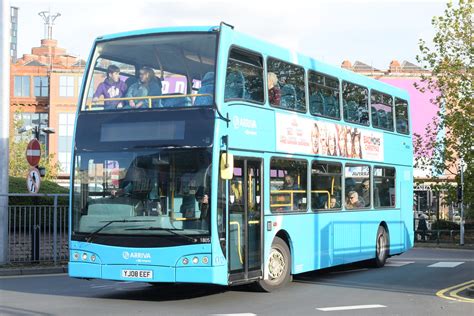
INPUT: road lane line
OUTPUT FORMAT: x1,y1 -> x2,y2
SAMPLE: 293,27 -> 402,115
316,304 -> 386,311
436,280 -> 474,303
449,282 -> 474,303
385,261 -> 414,267
428,261 -> 464,268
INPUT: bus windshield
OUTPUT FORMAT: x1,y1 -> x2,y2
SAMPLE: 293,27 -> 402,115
82,33 -> 217,111
72,148 -> 212,243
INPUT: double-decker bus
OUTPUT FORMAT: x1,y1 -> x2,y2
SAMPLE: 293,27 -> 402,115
69,23 -> 413,291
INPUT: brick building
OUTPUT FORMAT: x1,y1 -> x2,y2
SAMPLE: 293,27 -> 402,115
10,37 -> 85,178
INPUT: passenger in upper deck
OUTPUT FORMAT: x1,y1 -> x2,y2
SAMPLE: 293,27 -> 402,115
268,72 -> 281,106
126,66 -> 162,109
92,65 -> 127,110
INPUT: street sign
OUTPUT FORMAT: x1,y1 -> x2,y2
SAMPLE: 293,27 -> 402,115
26,139 -> 41,167
26,168 -> 41,194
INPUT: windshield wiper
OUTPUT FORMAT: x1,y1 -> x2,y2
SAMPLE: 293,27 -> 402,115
124,226 -> 198,242
85,219 -> 155,243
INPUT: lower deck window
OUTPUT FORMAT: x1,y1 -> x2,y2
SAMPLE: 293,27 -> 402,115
270,158 -> 307,212
311,162 -> 342,210
374,166 -> 396,208
345,164 -> 370,209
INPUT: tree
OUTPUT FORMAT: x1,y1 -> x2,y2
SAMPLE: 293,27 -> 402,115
9,111 -> 60,182
415,0 -> 473,218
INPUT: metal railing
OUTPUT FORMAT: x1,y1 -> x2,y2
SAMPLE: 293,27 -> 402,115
1,193 -> 69,265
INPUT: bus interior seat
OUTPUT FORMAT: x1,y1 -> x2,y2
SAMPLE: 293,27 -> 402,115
224,70 -> 246,99
280,84 -> 296,109
324,94 -> 338,117
344,100 -> 358,121
161,93 -> 192,107
371,108 -> 379,127
378,109 -> 387,129
194,72 -> 215,106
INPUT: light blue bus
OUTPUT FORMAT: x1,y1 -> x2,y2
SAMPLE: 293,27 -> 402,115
69,23 -> 413,291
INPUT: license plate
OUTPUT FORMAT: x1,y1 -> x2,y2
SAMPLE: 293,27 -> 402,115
121,269 -> 153,279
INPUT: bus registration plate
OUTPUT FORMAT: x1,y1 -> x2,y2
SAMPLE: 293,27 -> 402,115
121,269 -> 153,279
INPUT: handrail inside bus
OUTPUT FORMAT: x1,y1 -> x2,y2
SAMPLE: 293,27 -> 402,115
270,189 -> 331,208
85,93 -> 213,110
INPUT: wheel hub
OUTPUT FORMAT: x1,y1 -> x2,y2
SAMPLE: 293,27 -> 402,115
268,249 -> 285,279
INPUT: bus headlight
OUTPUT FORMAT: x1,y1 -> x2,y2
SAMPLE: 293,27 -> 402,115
182,258 -> 189,265
82,253 -> 88,261
192,257 -> 199,264
73,252 -> 80,260
202,256 -> 209,264
90,254 -> 96,262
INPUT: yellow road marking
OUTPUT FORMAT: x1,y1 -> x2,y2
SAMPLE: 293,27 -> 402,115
436,280 -> 474,303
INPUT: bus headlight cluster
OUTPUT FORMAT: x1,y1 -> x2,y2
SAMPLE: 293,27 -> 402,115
182,255 -> 210,265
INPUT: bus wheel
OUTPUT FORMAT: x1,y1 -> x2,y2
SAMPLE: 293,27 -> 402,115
256,237 -> 292,292
373,225 -> 389,268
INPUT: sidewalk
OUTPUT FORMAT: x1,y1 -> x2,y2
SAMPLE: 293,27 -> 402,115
0,265 -> 68,276
415,242 -> 474,250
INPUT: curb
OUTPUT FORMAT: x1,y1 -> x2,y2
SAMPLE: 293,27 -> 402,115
0,266 -> 68,276
414,243 -> 474,250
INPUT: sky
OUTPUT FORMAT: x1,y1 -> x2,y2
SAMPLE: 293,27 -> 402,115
11,0 -> 448,70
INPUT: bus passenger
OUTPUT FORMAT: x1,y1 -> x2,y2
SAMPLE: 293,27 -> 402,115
346,191 -> 365,209
268,72 -> 281,105
126,66 -> 162,108
329,196 -> 340,208
359,178 -> 371,207
92,65 -> 127,110
282,174 -> 299,190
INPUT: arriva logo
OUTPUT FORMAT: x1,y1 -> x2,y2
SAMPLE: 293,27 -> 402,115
122,251 -> 151,260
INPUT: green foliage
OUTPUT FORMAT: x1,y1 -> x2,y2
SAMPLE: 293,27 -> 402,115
9,111 -> 60,181
415,0 -> 474,219
8,176 -> 69,205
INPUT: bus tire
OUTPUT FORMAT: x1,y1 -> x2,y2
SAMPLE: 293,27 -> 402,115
372,225 -> 389,268
255,236 -> 292,292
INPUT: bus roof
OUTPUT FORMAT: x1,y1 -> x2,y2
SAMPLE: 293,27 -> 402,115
95,25 -> 409,100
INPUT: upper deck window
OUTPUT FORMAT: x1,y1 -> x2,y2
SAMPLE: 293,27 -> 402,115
308,71 -> 340,119
82,33 -> 217,111
267,58 -> 306,112
224,48 -> 264,104
342,81 -> 369,126
395,98 -> 410,134
371,90 -> 394,131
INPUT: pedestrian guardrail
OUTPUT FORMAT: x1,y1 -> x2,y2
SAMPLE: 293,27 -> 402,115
1,193 -> 69,265
415,229 -> 474,244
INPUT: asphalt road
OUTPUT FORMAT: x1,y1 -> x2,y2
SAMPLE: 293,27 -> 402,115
1,248 -> 473,316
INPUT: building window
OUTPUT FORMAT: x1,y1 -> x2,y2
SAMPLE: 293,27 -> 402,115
311,161 -> 342,210
14,76 -> 30,97
345,164 -> 370,209
342,81 -> 369,126
14,112 -> 49,150
308,71 -> 340,119
34,76 -> 49,97
267,58 -> 306,112
371,90 -> 393,131
58,113 -> 76,173
224,48 -> 264,104
59,76 -> 75,97
270,158 -> 307,212
395,98 -> 410,134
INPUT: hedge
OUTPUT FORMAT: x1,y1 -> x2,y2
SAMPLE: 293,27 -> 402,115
8,177 -> 69,205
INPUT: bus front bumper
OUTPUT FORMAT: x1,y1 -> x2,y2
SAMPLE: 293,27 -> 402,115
68,261 -> 228,285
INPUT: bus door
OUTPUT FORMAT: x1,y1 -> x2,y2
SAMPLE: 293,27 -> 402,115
228,158 -> 262,282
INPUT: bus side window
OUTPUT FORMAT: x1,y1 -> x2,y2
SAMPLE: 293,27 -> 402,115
311,161 -> 342,210
270,158 -> 307,212
395,98 -> 410,134
308,71 -> 340,120
371,91 -> 394,131
374,166 -> 396,208
224,48 -> 264,104
343,81 -> 369,126
267,57 -> 306,112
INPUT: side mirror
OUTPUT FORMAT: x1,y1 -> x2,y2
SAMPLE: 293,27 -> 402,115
220,153 -> 234,180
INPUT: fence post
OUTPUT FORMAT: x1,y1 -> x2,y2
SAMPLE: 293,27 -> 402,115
53,195 -> 58,265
